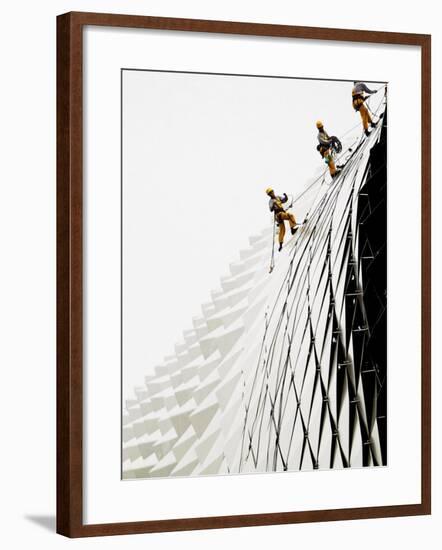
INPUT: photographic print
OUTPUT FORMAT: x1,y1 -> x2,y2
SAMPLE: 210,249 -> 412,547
121,70 -> 387,480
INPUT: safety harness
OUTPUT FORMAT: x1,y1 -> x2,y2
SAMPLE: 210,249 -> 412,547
317,134 -> 342,157
352,94 -> 366,111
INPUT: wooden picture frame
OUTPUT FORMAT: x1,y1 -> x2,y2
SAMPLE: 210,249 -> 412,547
57,11 -> 431,537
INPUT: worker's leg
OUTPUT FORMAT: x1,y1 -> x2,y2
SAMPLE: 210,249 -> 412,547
279,211 -> 298,238
326,150 -> 336,176
287,212 -> 298,234
278,211 -> 295,227
365,103 -> 373,125
278,221 -> 286,244
359,103 -> 372,130
353,97 -> 369,130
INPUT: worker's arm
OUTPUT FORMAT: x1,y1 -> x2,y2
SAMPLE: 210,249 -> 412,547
359,82 -> 376,95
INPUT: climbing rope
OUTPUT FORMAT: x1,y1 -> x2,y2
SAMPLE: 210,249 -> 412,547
269,218 -> 276,273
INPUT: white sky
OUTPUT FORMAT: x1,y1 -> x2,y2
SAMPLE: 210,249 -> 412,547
122,70 -> 383,398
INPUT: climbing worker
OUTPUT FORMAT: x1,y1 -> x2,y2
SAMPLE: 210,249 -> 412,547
352,81 -> 378,136
266,187 -> 297,252
316,121 -> 341,179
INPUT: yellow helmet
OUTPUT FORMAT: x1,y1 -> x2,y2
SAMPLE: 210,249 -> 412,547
316,120 -> 323,129
265,187 -> 273,195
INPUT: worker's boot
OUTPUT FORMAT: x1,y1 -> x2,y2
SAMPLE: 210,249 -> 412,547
364,128 -> 371,137
278,242 -> 283,252
291,226 -> 298,235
